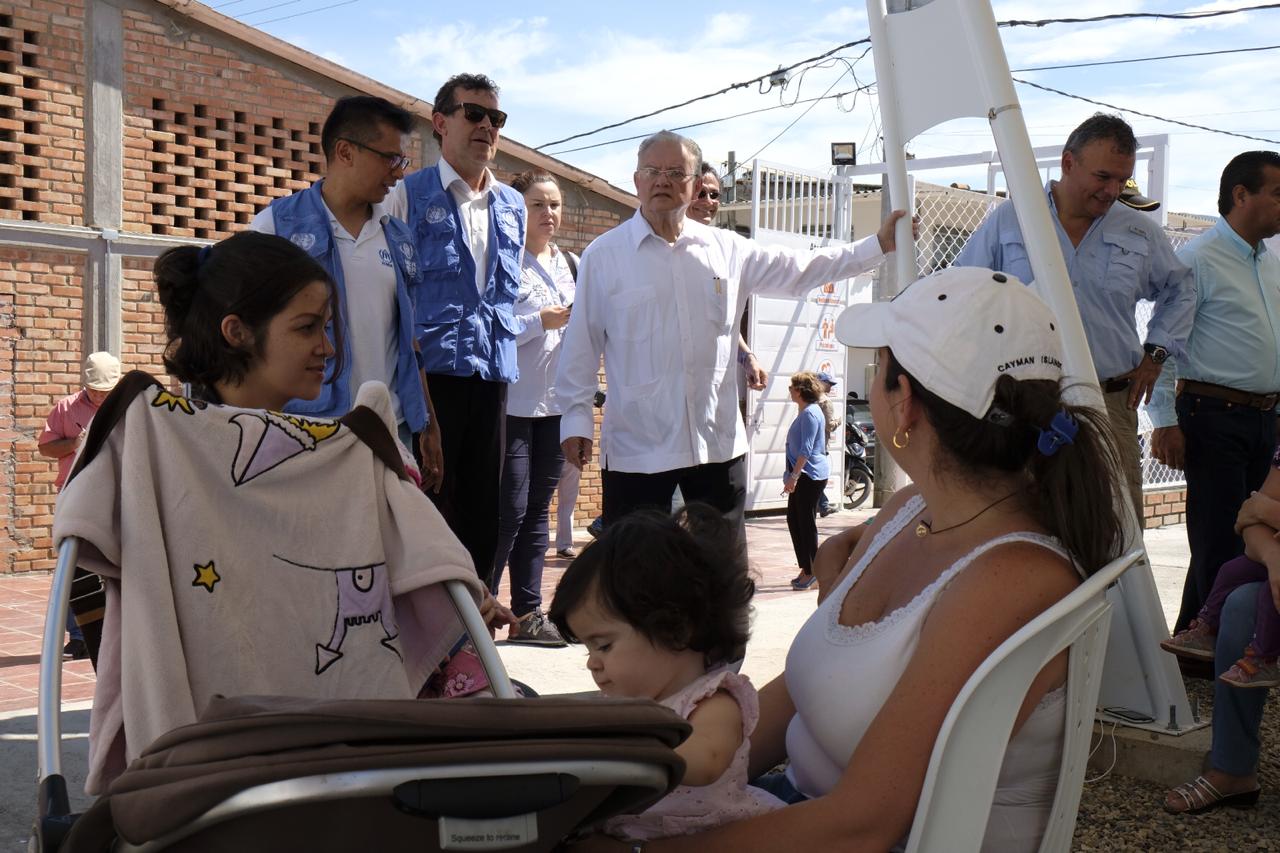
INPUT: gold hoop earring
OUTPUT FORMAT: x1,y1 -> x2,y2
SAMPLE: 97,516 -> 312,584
892,428 -> 910,450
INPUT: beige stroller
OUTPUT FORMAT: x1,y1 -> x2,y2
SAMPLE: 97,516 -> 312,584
32,373 -> 687,852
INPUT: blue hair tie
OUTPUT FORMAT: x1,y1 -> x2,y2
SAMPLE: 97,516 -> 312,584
1037,409 -> 1078,457
197,245 -> 212,267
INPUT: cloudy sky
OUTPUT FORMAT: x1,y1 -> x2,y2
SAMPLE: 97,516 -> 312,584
233,0 -> 1280,217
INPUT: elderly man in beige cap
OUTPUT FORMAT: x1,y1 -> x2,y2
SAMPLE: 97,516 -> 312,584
37,351 -> 122,659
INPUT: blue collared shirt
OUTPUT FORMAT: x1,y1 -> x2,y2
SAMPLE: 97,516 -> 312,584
953,181 -> 1194,381
1148,218 -> 1280,427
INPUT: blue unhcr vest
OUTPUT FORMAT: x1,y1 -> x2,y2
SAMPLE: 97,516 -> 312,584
402,165 -> 526,383
269,181 -> 429,431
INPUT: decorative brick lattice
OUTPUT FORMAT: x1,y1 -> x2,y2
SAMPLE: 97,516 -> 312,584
0,4 -> 86,225
129,97 -> 327,238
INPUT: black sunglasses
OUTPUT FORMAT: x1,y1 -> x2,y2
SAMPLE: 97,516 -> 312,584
442,102 -> 508,129
698,189 -> 721,200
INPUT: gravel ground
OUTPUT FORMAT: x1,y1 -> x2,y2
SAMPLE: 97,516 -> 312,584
1073,679 -> 1280,851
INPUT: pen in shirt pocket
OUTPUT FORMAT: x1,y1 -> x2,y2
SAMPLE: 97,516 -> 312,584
713,276 -> 725,295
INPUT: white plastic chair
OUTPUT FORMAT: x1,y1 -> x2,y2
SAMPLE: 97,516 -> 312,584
903,549 -> 1143,853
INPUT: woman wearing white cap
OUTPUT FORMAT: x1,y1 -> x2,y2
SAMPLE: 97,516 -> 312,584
572,267 -> 1126,853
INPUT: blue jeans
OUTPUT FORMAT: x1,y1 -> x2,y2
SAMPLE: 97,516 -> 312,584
493,416 -> 563,615
1210,582 -> 1270,777
749,769 -> 809,805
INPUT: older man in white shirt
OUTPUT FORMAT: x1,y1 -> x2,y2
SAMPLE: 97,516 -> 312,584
558,130 -> 907,533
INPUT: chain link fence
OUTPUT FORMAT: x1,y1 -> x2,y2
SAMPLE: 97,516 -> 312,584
901,181 -> 1209,491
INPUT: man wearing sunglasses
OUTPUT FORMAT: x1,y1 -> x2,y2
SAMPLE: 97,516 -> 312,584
688,162 -> 767,393
383,73 -> 525,587
557,130 -> 909,546
251,95 -> 440,485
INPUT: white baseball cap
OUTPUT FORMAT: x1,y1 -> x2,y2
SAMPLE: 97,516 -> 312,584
834,266 -> 1064,420
83,351 -> 123,391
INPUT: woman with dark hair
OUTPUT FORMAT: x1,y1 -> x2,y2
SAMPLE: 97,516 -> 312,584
569,266 -> 1126,853
492,170 -> 576,646
155,231 -> 344,409
784,371 -> 830,591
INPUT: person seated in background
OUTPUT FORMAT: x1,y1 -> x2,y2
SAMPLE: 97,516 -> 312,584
1161,445 -> 1280,815
38,351 -> 124,660
567,266 -> 1126,853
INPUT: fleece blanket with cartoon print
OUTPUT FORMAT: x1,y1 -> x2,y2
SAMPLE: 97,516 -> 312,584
52,377 -> 483,795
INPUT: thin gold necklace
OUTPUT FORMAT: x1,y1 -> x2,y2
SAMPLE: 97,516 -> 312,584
915,491 -> 1021,538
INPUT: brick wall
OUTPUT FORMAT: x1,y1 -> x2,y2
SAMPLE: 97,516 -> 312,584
1,246 -> 85,573
1144,487 -> 1186,529
0,0 -> 626,572
0,1 -> 86,225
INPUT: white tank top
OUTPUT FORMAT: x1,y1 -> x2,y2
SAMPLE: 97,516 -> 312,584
783,494 -> 1072,852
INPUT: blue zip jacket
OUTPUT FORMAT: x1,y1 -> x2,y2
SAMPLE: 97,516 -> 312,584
402,166 -> 526,382
269,182 -> 428,431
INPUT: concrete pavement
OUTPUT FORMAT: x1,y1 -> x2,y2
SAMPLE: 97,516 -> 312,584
0,511 -> 1193,847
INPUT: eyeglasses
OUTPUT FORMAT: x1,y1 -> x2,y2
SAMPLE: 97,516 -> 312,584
442,102 -> 508,129
637,167 -> 695,182
697,189 -> 721,200
340,138 -> 410,172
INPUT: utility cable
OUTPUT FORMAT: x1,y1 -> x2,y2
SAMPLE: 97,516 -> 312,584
235,0 -> 303,19
251,0 -> 359,25
1013,43 -> 1280,73
535,38 -> 872,151
546,84 -> 874,157
722,68 -> 853,182
1013,77 -> 1280,145
534,3 -> 1280,151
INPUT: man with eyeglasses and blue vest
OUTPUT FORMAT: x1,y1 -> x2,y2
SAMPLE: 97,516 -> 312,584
250,95 -> 442,484
384,73 -> 525,585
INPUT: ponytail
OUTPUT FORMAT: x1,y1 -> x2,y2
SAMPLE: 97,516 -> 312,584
885,351 -> 1124,575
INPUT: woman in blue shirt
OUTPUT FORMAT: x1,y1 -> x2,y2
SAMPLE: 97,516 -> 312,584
784,372 -> 830,590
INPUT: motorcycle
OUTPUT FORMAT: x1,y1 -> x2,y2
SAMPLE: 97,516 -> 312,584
844,418 -> 875,509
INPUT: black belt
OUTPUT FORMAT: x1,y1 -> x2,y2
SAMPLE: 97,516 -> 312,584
1101,377 -> 1132,394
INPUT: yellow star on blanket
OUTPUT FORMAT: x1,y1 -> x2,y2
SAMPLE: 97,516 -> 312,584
152,390 -> 202,415
192,561 -> 221,593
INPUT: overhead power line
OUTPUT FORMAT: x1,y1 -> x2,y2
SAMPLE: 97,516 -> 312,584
546,84 -> 874,157
249,0 -> 360,25
1013,43 -> 1280,73
1012,78 -> 1280,145
535,3 -> 1280,152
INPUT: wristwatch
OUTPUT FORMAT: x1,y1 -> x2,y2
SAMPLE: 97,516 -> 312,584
1143,343 -> 1169,365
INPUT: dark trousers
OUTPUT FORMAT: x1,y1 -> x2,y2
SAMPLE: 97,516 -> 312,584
493,415 -> 563,615
425,372 -> 507,586
1174,392 -> 1276,632
787,475 -> 827,574
602,455 -> 747,543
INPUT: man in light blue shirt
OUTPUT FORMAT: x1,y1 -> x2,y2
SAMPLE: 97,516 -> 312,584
1149,151 -> 1280,631
954,113 -> 1193,521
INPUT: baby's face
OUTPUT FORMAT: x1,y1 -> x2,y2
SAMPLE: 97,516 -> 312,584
567,596 -> 695,701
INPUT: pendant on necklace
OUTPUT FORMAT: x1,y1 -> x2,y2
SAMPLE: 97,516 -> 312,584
915,521 -> 931,538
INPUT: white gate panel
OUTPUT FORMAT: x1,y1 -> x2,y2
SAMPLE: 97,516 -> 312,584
746,229 -> 852,511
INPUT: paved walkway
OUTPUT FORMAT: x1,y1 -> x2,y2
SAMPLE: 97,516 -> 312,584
0,508 -> 1191,709
0,509 -> 1195,845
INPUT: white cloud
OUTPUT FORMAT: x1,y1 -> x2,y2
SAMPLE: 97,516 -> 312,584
704,12 -> 752,42
393,18 -> 554,90
283,0 -> 1280,216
